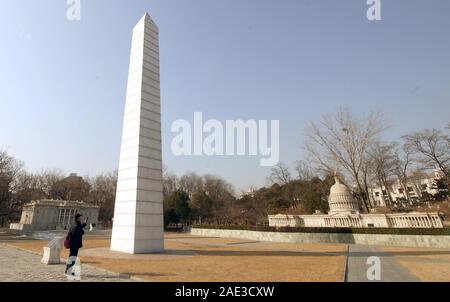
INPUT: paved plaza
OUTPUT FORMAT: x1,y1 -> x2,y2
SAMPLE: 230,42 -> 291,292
1,231 -> 450,282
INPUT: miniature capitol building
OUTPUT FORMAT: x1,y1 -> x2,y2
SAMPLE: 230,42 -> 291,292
269,175 -> 444,228
10,200 -> 99,231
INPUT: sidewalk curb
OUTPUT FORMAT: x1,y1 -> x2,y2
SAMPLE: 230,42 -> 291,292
343,244 -> 349,282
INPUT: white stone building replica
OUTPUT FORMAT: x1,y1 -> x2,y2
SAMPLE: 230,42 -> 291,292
269,175 -> 444,229
110,13 -> 164,254
10,200 -> 99,232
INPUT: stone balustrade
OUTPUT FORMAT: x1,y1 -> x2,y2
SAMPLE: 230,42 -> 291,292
387,213 -> 443,228
268,212 -> 444,229
323,216 -> 363,227
268,215 -> 301,227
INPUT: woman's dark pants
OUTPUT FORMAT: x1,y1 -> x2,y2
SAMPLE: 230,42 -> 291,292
65,247 -> 80,273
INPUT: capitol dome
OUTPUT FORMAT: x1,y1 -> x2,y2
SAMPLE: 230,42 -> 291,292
328,174 -> 360,214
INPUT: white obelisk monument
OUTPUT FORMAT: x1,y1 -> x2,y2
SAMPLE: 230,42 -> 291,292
111,13 -> 164,254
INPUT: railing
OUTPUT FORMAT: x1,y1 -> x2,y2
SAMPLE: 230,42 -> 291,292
268,213 -> 444,229
387,214 -> 443,228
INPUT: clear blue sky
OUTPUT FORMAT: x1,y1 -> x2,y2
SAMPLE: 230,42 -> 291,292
1,0 -> 450,192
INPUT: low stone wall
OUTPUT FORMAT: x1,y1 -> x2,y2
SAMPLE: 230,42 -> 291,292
191,228 -> 450,249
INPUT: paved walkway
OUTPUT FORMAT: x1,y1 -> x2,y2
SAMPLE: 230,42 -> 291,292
345,245 -> 421,282
0,244 -> 133,282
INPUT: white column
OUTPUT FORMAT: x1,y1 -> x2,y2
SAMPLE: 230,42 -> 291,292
111,13 -> 164,254
437,216 -> 444,228
64,209 -> 68,227
426,217 -> 431,228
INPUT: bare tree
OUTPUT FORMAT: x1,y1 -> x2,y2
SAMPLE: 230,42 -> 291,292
35,169 -> 64,197
87,171 -> 117,206
368,142 -> 397,208
0,150 -> 24,219
178,172 -> 203,198
203,174 -> 235,201
408,169 -> 428,201
295,160 -> 314,181
202,174 -> 235,216
268,163 -> 292,185
162,165 -> 179,199
305,108 -> 388,211
393,145 -> 414,204
87,171 -> 118,223
10,172 -> 46,207
403,129 -> 450,176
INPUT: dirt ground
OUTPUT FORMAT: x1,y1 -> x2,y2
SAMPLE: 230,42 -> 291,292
7,232 -> 347,282
380,246 -> 450,282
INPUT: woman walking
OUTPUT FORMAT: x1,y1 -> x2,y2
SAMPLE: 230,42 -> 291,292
65,213 -> 88,275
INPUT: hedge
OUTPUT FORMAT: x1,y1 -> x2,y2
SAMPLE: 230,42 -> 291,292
191,224 -> 450,236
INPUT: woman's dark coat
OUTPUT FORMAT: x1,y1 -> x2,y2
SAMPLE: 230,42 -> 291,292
69,221 -> 86,249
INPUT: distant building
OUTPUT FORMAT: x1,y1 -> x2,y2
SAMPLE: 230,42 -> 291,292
369,170 -> 445,207
10,200 -> 99,231
239,188 -> 257,199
